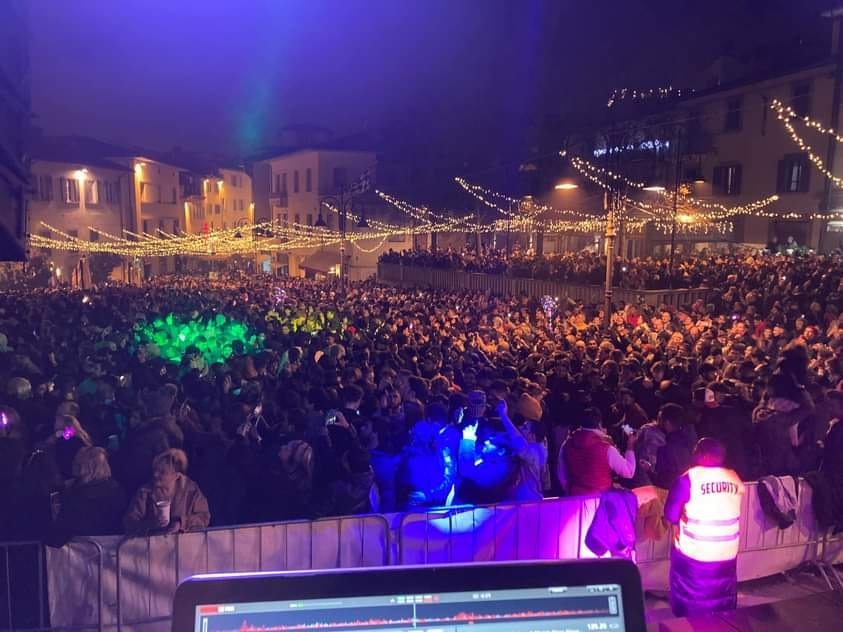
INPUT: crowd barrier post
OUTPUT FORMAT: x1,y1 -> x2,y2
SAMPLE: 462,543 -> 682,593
1,540 -> 45,632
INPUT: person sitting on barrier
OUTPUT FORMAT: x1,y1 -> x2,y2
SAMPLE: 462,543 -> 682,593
46,446 -> 127,546
123,448 -> 210,536
557,407 -> 637,496
665,437 -> 744,618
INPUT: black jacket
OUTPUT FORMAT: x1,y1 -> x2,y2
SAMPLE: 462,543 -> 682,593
46,478 -> 127,546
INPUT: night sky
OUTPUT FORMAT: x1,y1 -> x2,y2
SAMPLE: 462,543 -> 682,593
29,0 -> 835,161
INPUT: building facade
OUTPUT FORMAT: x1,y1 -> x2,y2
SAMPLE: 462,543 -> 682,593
0,0 -> 30,261
255,148 -> 380,278
28,157 -> 134,280
587,53 -> 843,255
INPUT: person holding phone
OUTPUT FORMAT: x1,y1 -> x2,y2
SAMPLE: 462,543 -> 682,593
558,407 -> 637,496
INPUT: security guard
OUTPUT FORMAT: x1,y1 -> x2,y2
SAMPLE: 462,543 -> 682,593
665,437 -> 744,617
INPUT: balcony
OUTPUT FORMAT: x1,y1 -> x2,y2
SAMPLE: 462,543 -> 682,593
270,191 -> 289,208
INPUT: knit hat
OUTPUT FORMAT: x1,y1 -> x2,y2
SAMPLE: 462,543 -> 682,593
516,392 -> 543,422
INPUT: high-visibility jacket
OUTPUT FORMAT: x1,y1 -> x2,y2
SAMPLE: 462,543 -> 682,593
677,466 -> 744,563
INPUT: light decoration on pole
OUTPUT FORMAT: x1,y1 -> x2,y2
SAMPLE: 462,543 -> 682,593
454,177 -> 603,220
567,153 -> 808,221
770,98 -> 843,190
606,86 -> 695,108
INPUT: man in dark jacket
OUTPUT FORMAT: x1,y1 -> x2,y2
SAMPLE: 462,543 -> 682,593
751,373 -> 814,477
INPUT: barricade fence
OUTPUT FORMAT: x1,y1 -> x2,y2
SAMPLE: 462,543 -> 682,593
5,478 -> 841,631
377,262 -> 714,307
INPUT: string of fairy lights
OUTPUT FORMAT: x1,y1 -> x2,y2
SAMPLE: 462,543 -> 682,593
31,101 -> 843,259
606,86 -> 695,109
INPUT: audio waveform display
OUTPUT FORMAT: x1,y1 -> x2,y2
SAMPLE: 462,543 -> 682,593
200,595 -> 615,632
234,606 -> 612,630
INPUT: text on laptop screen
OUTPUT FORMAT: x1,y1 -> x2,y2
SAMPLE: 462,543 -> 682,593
194,583 -> 626,632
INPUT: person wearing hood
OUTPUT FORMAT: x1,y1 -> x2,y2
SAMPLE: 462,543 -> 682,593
751,372 -> 814,477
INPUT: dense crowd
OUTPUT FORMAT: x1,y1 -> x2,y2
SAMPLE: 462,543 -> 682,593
380,248 -> 835,290
0,251 -> 841,544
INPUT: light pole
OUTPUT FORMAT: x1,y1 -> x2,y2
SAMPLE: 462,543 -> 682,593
668,129 -> 683,288
603,190 -> 617,329
506,201 -> 515,255
318,186 -> 353,289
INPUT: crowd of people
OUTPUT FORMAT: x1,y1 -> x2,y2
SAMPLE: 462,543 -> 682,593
380,247 -> 831,290
0,249 -> 841,545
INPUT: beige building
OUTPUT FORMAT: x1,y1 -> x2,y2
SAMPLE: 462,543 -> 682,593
588,46 -> 843,255
29,156 -> 134,281
255,147 -> 385,279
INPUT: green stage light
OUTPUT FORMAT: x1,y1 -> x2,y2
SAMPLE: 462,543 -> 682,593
135,313 -> 263,364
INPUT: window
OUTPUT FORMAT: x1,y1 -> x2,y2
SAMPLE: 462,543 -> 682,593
306,213 -> 313,226
143,220 -> 153,234
282,213 -> 289,226
274,174 -> 281,193
791,82 -> 812,118
173,219 -> 179,233
294,213 -> 301,225
281,173 -> 287,192
777,154 -> 810,193
104,181 -> 120,205
59,177 -> 80,204
140,182 -> 161,203
158,220 -> 165,232
306,168 -> 312,192
84,180 -> 100,205
724,96 -> 742,132
215,204 -> 221,214
171,187 -> 177,203
333,167 -> 347,188
89,229 -> 99,242
293,170 -> 300,193
36,175 -> 53,201
712,164 -> 742,195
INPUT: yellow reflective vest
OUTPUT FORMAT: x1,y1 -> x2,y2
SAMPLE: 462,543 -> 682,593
677,466 -> 744,563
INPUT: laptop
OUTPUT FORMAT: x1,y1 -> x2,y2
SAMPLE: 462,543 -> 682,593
172,559 -> 646,631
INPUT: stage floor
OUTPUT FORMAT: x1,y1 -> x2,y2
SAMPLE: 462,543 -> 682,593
646,569 -> 843,630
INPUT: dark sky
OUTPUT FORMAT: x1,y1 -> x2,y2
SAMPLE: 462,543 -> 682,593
29,0 -> 835,160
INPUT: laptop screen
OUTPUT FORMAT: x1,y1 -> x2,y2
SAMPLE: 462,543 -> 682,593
194,582 -> 627,632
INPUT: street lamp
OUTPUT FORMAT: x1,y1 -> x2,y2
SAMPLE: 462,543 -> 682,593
319,186 -> 355,289
554,181 -> 579,191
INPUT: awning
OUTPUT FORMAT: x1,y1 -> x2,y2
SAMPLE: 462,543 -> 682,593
300,250 -> 340,274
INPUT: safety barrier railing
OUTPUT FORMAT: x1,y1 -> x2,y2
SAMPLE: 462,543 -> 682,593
17,477 -> 843,630
112,514 -> 390,631
3,538 -> 104,632
378,262 -> 714,307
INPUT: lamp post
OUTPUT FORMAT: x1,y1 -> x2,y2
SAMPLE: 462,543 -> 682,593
668,129 -> 683,288
603,191 -> 617,329
506,201 -> 516,255
318,186 -> 354,289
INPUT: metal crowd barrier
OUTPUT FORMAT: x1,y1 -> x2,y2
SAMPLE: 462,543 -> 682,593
14,478 -> 843,631
113,514 -> 390,631
377,263 -> 715,307
2,538 -> 104,632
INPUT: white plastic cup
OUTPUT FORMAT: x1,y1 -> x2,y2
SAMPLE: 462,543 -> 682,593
155,500 -> 171,527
